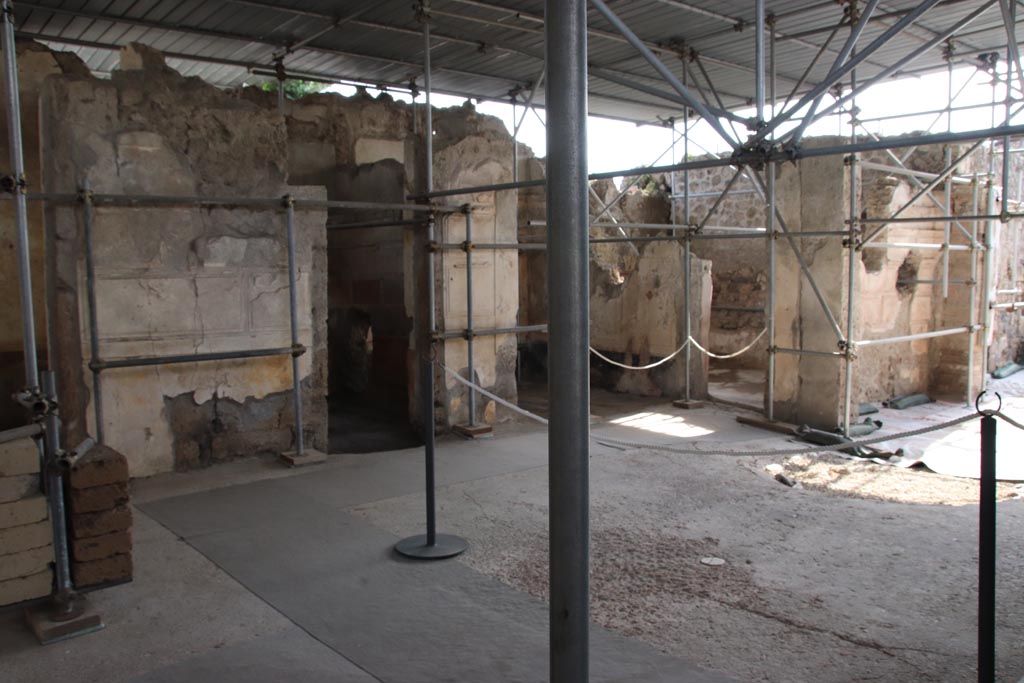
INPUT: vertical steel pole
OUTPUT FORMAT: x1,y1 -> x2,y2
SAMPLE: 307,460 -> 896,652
395,8 -> 467,560
41,371 -> 75,611
424,12 -> 435,543
682,65 -> 692,402
546,0 -> 589,680
512,94 -> 519,185
843,55 -> 859,436
755,0 -> 766,126
284,198 -> 304,456
766,162 -> 776,421
978,412 -> 997,683
2,1 -> 39,395
80,182 -> 104,444
968,176 -> 980,404
465,209 -> 476,426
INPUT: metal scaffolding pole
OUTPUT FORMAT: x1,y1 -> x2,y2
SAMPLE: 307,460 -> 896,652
283,198 -> 305,459
464,210 -> 477,427
79,184 -> 104,443
2,1 -> 39,396
766,161 -> 777,421
755,0 -> 766,126
546,0 -> 589,679
968,176 -> 981,404
843,52 -> 859,437
396,7 -> 467,561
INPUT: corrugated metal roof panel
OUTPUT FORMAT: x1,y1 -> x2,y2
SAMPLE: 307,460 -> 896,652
10,0 -> 1022,125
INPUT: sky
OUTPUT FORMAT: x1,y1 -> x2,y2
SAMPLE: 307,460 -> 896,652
324,61 -> 1016,177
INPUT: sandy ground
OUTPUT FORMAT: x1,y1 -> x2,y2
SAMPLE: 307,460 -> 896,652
355,374 -> 1024,683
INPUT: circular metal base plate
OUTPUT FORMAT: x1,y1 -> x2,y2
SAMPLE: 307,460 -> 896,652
394,533 -> 468,560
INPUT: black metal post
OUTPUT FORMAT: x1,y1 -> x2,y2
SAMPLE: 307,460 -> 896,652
978,413 -> 997,683
395,8 -> 467,560
546,0 -> 589,680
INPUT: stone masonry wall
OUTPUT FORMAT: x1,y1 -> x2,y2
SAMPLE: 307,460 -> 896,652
40,45 -> 327,477
0,436 -> 52,607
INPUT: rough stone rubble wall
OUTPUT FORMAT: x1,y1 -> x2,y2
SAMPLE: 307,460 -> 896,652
40,45 -> 328,477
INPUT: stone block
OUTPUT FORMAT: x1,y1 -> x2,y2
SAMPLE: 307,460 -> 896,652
69,482 -> 129,514
70,505 -> 132,540
0,495 -> 48,530
0,545 -> 53,582
0,437 -> 39,477
0,473 -> 40,504
69,445 -> 129,490
0,519 -> 52,556
72,553 -> 133,587
0,569 -> 52,607
72,530 -> 131,563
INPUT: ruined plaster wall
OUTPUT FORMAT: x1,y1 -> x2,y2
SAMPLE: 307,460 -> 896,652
433,106 -> 520,425
0,42 -> 89,430
672,167 -> 771,371
854,145 -> 985,404
986,203 -> 1024,372
41,46 -> 327,477
259,91 -> 521,427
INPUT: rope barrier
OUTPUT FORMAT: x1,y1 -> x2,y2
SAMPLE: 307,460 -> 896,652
587,327 -> 768,371
588,339 -> 690,371
439,361 -> 1022,457
687,328 -> 768,360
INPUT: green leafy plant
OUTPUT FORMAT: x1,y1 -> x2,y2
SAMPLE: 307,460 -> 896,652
260,79 -> 326,100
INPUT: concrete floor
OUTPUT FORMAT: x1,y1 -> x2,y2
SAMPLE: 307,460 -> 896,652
2,381 -> 1023,682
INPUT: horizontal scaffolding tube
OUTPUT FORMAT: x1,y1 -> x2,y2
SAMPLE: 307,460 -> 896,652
856,326 -> 977,346
773,346 -> 845,358
2,191 -> 462,213
859,161 -> 974,184
0,422 -> 42,445
91,346 -> 302,371
411,124 -> 1024,202
991,301 -> 1024,310
860,242 -> 971,251
440,242 -> 548,250
853,214 -> 1020,224
327,218 -> 428,230
440,324 -> 547,339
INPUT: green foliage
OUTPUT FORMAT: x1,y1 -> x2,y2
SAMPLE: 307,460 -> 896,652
261,79 -> 326,100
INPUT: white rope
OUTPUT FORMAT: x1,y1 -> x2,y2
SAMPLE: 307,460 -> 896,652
437,361 -> 989,458
687,328 -> 768,360
588,339 -> 690,371
440,363 -> 548,425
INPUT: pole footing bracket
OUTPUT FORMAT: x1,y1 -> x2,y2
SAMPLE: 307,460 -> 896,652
280,448 -> 326,467
394,533 -> 468,560
454,423 -> 493,439
24,594 -> 104,645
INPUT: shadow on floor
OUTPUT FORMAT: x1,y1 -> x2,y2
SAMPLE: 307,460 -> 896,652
328,398 -> 422,454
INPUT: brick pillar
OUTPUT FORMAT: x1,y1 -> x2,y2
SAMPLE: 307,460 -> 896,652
68,445 -> 133,588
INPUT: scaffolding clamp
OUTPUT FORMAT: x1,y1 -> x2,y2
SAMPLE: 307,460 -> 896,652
838,340 -> 857,361
290,343 -> 307,358
426,240 -> 440,253
461,240 -> 473,252
281,194 -> 295,209
0,173 -> 24,194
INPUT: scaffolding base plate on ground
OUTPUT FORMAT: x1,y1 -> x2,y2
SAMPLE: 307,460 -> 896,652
453,423 -> 493,439
280,449 -> 327,467
24,596 -> 104,645
736,415 -> 799,435
672,399 -> 706,410
394,533 -> 469,560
